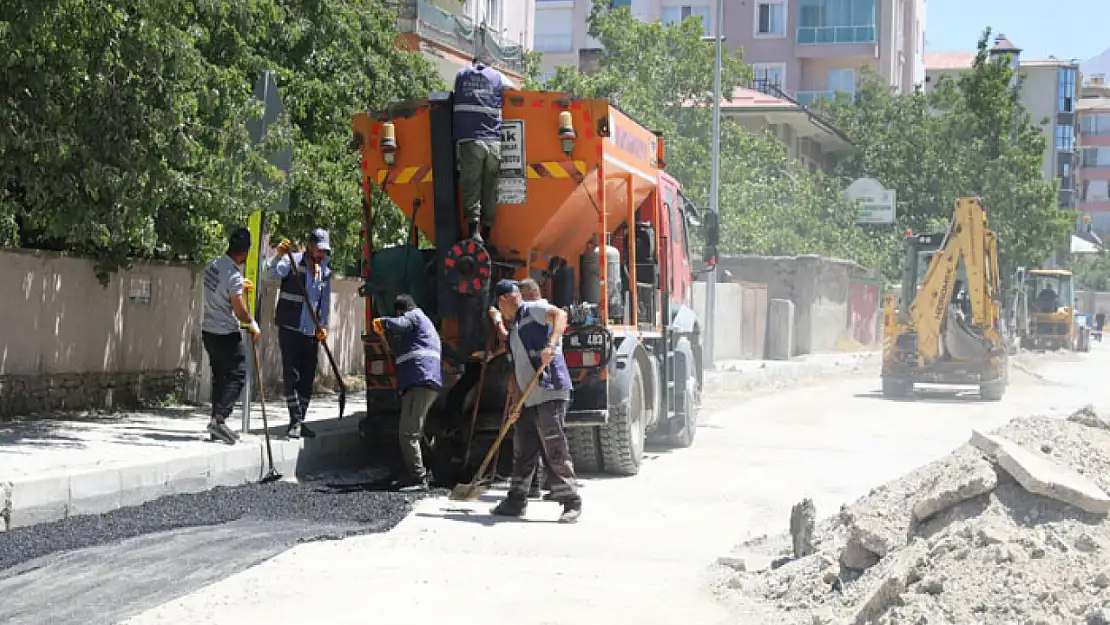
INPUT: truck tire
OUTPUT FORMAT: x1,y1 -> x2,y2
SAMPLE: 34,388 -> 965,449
599,358 -> 646,476
665,356 -> 699,448
979,380 -> 1004,401
566,426 -> 602,474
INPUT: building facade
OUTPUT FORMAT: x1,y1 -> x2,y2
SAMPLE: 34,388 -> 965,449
923,39 -> 1081,213
1079,75 -> 1110,233
390,0 -> 535,84
534,0 -> 925,101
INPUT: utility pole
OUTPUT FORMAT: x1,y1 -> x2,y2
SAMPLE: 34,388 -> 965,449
704,0 -> 723,368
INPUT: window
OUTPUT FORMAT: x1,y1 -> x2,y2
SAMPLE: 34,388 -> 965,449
828,67 -> 856,95
662,4 -> 711,34
1056,124 -> 1076,151
1058,67 -> 1077,113
756,1 -> 786,37
1081,114 -> 1110,137
1084,147 -> 1110,168
797,0 -> 877,44
610,0 -> 632,7
483,0 -> 500,28
1085,180 -> 1110,203
753,63 -> 786,89
534,5 -> 573,52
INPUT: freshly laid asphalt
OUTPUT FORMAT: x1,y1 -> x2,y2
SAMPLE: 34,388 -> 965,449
0,478 -> 434,625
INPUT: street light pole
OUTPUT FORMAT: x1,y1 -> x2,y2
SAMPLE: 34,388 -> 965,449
705,0 -> 723,368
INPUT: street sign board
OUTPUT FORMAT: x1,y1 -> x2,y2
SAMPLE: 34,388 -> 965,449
844,177 -> 896,225
248,70 -> 291,213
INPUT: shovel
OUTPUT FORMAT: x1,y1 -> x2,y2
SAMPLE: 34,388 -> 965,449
250,337 -> 283,484
448,363 -> 546,502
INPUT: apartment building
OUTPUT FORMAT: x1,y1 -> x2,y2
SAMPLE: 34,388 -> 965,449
534,0 -> 925,101
390,0 -> 535,84
1080,75 -> 1110,233
924,37 -> 1081,212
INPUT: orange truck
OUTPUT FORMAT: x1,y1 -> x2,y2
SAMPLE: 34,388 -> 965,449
351,88 -> 718,481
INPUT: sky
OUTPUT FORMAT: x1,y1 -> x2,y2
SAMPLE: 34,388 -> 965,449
924,0 -> 1108,62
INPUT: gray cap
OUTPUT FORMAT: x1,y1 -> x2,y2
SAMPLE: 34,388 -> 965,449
309,228 -> 331,252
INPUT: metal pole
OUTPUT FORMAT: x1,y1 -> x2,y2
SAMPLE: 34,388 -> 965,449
705,0 -> 723,368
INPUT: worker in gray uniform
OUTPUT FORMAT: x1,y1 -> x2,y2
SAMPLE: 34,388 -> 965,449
488,280 -> 581,523
200,227 -> 261,445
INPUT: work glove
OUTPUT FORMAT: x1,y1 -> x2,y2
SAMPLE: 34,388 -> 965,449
315,328 -> 328,342
247,320 -> 262,341
242,278 -> 254,294
372,318 -> 385,336
488,307 -> 503,326
276,238 -> 292,256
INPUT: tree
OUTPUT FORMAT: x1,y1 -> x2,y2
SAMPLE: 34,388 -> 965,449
822,29 -> 1072,279
0,0 -> 441,280
539,1 -> 882,268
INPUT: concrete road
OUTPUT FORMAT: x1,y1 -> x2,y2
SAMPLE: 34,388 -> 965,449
115,347 -> 1106,625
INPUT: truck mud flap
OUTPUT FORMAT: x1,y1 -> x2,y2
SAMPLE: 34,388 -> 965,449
566,409 -> 607,426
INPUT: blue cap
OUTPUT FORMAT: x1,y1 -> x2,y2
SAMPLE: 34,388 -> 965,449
309,228 -> 331,252
493,279 -> 519,298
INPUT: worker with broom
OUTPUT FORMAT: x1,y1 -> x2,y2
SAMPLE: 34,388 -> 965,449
265,229 -> 332,440
372,294 -> 442,493
200,227 -> 262,445
488,280 -> 582,523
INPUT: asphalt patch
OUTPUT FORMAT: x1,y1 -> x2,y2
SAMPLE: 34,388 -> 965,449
0,479 -> 441,572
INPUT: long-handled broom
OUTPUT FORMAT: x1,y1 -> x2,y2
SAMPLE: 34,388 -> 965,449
250,337 -> 283,483
449,363 -> 546,502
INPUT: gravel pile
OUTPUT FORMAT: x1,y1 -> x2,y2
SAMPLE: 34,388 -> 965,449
0,477 -> 436,571
715,407 -> 1110,625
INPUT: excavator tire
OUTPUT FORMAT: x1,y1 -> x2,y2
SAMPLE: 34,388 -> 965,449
566,426 -> 602,474
598,357 -> 646,476
979,380 -> 1005,401
881,377 -> 912,399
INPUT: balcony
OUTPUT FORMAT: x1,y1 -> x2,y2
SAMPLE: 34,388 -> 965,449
796,90 -> 856,106
796,26 -> 876,45
389,0 -> 525,74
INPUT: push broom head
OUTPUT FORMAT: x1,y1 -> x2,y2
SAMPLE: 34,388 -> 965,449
448,481 -> 489,502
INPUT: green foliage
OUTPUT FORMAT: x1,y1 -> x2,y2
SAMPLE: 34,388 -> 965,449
821,28 -> 1072,280
0,0 -> 441,281
538,0 -> 881,267
1073,251 -> 1110,291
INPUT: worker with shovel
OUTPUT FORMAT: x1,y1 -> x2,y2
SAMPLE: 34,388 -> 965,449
489,280 -> 582,523
265,228 -> 332,440
372,294 -> 442,493
200,227 -> 262,445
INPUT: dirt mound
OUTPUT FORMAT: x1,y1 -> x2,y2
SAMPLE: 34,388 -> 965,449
716,409 -> 1110,625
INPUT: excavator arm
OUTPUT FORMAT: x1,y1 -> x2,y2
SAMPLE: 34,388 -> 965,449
907,197 -> 1001,364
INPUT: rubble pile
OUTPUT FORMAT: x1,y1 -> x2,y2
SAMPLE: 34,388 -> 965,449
716,406 -> 1110,625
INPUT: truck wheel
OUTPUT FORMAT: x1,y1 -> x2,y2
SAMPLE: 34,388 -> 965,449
881,377 -> 911,399
666,382 -> 698,448
599,358 -> 646,476
566,426 -> 602,474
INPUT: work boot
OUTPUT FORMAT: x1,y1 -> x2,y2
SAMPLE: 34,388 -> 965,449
542,491 -> 559,502
527,481 -> 542,499
558,495 -> 582,524
286,422 -> 317,440
491,493 -> 528,517
468,221 -> 483,245
207,417 -> 236,445
393,474 -> 429,493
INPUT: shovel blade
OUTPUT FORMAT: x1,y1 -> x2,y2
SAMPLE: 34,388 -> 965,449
448,482 -> 488,502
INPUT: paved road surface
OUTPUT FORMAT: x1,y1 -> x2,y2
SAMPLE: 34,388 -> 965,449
112,347 -> 1104,625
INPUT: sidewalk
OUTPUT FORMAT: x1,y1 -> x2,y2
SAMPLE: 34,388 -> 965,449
0,352 -> 878,533
0,393 -> 366,531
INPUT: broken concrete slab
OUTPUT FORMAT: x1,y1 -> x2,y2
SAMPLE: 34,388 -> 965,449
970,430 -> 1110,515
1067,404 -> 1110,431
850,541 -> 927,625
911,453 -> 998,523
840,520 -> 890,571
791,498 -> 817,558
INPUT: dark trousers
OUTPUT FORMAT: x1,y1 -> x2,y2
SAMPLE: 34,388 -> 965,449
202,331 -> 246,422
509,400 -> 578,500
399,386 -> 439,479
279,326 -> 319,425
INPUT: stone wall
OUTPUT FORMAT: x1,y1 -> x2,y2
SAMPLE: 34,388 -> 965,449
0,249 -> 366,418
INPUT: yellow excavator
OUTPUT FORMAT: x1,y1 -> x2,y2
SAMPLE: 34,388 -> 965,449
1010,267 -> 1091,352
881,197 -> 1008,401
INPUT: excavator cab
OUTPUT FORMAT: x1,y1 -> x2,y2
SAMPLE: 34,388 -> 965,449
1016,269 -> 1084,351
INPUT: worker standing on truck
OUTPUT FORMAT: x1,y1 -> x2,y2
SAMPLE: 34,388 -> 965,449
453,57 -> 513,246
372,294 -> 442,493
489,280 -> 582,523
200,227 -> 261,446
265,229 -> 333,440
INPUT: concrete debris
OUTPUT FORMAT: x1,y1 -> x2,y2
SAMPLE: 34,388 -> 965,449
1069,404 -> 1110,431
715,416 -> 1110,625
791,498 -> 817,559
